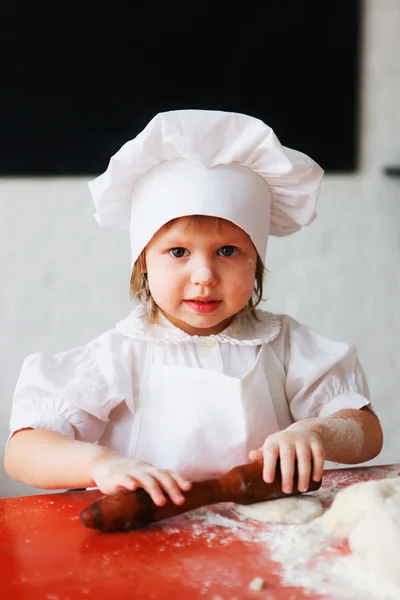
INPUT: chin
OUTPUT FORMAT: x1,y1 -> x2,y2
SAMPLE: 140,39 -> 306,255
187,314 -> 234,333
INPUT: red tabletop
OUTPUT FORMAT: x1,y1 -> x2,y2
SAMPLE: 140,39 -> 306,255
1,464 -> 399,600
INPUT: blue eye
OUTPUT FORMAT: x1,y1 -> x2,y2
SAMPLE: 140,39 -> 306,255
169,247 -> 189,258
217,246 -> 238,257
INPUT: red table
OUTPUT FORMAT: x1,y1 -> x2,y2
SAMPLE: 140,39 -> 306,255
1,464 -> 399,600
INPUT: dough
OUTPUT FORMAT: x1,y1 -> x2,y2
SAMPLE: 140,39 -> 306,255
322,477 -> 400,536
234,495 -> 324,524
322,477 -> 400,588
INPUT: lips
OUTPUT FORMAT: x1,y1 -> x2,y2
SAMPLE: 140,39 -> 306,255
184,299 -> 222,314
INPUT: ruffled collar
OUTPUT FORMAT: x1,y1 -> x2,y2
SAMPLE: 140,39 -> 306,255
116,304 -> 282,346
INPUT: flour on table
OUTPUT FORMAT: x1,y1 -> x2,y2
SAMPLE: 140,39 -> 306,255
322,476 -> 400,592
184,490 -> 400,599
248,577 -> 264,591
234,495 -> 324,524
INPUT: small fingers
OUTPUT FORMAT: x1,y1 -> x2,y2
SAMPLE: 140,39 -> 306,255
249,449 -> 263,462
170,472 -> 192,492
262,442 -> 279,483
259,429 -> 325,494
98,474 -> 138,495
311,441 -> 325,482
152,470 -> 187,505
279,444 -> 296,493
134,472 -> 168,506
295,443 -> 312,492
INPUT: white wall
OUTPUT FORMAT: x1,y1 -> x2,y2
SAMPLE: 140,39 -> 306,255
1,0 -> 399,497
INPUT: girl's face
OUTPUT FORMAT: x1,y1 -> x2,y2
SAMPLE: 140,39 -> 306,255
144,216 -> 258,335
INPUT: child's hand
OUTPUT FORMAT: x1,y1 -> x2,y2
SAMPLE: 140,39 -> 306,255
248,425 -> 324,494
91,456 -> 192,505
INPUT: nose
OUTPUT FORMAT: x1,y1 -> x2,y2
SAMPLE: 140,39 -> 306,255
190,264 -> 217,287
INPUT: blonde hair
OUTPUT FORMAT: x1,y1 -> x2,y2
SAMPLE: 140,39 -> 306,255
130,216 -> 266,322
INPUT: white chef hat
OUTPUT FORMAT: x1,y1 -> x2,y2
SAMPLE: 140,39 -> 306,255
88,109 -> 324,264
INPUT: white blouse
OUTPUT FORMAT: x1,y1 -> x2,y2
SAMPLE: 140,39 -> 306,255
9,306 -> 370,456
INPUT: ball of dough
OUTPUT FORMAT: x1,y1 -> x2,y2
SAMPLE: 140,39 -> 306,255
322,477 -> 400,537
322,477 -> 400,589
234,495 -> 324,524
349,505 -> 400,587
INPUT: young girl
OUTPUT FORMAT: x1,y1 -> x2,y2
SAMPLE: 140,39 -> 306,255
4,110 -> 383,507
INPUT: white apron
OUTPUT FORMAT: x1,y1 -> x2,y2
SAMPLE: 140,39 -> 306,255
128,341 -> 288,481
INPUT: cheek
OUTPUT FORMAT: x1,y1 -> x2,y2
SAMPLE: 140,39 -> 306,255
148,270 -> 168,294
147,261 -> 183,302
230,265 -> 256,296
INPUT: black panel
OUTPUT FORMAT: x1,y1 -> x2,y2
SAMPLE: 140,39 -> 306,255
0,1 -> 362,175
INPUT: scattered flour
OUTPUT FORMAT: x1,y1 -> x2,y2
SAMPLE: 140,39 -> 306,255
248,576 -> 264,591
185,491 -> 400,600
186,507 -> 243,530
266,518 -> 400,600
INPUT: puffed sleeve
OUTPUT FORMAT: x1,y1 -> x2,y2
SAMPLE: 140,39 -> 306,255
278,316 -> 371,421
9,333 -> 124,444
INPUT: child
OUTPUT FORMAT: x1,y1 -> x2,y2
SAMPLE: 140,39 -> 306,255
4,110 -> 383,507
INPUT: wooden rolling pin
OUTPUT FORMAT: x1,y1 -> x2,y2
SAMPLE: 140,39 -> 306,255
79,459 -> 322,532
